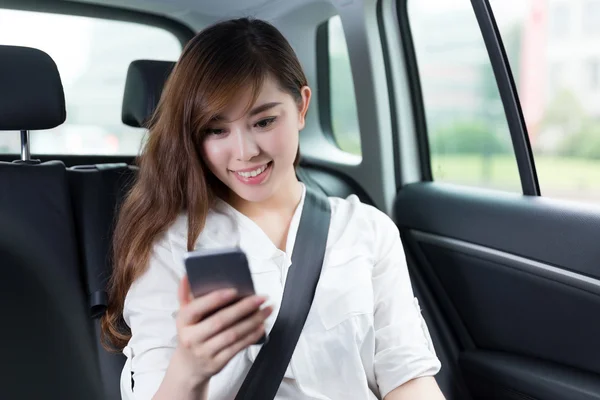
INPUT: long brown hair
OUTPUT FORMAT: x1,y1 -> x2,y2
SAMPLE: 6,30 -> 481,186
102,18 -> 307,351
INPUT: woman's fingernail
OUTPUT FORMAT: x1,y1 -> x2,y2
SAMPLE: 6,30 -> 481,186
255,296 -> 268,305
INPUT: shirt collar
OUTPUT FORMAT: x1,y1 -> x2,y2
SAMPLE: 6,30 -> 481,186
208,183 -> 307,262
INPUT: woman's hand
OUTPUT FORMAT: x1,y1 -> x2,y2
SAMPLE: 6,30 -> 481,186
175,276 -> 273,383
153,276 -> 272,399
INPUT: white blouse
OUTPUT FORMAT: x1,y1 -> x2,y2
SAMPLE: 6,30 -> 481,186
120,185 -> 441,399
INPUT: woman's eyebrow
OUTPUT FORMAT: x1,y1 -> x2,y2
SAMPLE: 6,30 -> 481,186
249,102 -> 282,116
212,102 -> 282,122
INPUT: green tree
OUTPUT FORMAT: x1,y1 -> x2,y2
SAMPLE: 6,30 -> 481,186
558,122 -> 600,160
540,88 -> 600,159
541,88 -> 586,136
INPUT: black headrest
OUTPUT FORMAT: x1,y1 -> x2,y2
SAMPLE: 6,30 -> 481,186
0,45 -> 66,131
121,60 -> 176,128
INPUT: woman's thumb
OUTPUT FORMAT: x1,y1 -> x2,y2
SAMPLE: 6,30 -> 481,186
178,275 -> 193,306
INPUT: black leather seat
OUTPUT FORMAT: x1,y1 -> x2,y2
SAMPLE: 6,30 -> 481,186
67,163 -> 135,400
0,211 -> 104,400
0,45 -> 85,317
0,45 -> 103,399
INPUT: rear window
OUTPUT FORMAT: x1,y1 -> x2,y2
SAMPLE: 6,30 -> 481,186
0,8 -> 182,155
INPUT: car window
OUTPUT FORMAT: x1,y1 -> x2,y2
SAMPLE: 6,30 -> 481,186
0,8 -> 181,156
407,0 -> 522,193
326,15 -> 361,156
490,0 -> 600,204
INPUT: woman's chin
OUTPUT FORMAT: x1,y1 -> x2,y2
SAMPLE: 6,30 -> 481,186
227,181 -> 276,205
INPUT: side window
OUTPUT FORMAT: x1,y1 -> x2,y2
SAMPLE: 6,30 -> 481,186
407,1 -> 522,192
490,0 -> 600,204
324,15 -> 361,156
0,8 -> 182,155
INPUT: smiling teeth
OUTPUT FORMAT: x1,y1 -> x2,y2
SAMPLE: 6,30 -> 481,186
236,164 -> 268,178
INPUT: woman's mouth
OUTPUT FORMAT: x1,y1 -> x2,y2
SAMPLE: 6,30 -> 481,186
231,161 -> 272,185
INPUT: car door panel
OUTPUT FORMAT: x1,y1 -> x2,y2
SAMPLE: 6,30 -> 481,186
461,351 -> 600,400
395,183 -> 600,399
395,183 -> 600,279
405,243 -> 475,399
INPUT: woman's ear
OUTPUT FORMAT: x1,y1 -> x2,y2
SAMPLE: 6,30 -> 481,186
298,86 -> 312,130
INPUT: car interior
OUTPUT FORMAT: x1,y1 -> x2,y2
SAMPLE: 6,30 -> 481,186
1,0 -> 600,399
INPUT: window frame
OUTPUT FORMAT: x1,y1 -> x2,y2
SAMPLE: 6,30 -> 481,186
0,0 -> 194,46
376,0 -> 404,190
315,20 -> 337,147
395,0 -> 434,182
397,0 -> 540,196
316,16 -> 363,155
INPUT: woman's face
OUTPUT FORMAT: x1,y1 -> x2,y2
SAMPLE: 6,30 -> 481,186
201,76 -> 311,204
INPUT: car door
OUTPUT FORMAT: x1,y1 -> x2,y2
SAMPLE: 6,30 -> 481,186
384,0 -> 600,399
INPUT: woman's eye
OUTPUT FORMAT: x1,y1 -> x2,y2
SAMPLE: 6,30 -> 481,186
255,117 -> 276,129
204,128 -> 225,136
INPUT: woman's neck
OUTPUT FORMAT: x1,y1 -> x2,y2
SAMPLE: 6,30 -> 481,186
226,174 -> 304,252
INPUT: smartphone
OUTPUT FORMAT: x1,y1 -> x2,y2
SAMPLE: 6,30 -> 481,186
183,247 -> 267,344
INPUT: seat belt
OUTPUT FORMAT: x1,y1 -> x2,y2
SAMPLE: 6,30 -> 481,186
295,167 -> 327,198
235,187 -> 331,400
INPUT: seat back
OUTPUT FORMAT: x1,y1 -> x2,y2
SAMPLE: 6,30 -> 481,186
0,161 -> 84,287
67,163 -> 136,400
68,163 -> 137,318
0,45 -> 101,398
0,45 -> 84,305
0,212 -> 104,400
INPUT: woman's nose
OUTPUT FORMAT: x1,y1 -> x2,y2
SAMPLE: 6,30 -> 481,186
233,128 -> 260,161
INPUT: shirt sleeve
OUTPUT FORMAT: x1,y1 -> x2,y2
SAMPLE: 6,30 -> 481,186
121,234 -> 184,400
370,210 -> 441,398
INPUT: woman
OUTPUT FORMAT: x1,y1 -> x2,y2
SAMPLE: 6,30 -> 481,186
102,17 -> 445,400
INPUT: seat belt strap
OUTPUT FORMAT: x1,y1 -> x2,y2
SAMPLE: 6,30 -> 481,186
235,187 -> 331,400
